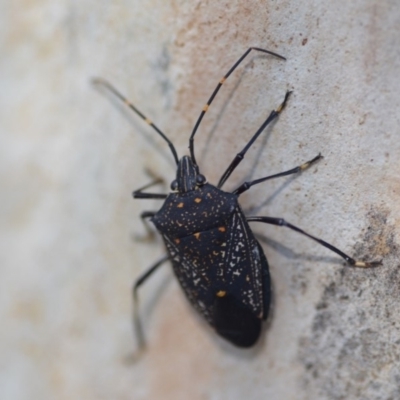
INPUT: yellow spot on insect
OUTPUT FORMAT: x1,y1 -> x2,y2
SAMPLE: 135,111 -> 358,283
276,98 -> 288,113
203,104 -> 209,112
213,251 -> 219,256
300,161 -> 312,171
177,202 -> 184,208
355,261 -> 368,267
194,198 -> 201,203
218,226 -> 226,232
219,77 -> 226,84
216,290 -> 226,298
194,232 -> 201,240
145,118 -> 152,125
174,238 -> 180,244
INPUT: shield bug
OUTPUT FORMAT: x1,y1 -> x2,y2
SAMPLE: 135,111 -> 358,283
93,47 -> 381,348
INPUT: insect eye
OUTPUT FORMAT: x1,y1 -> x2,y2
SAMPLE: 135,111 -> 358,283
196,174 -> 206,186
170,180 -> 178,191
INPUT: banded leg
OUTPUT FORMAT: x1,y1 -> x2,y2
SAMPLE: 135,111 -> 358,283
218,91 -> 292,189
92,78 -> 179,165
189,47 -> 286,166
247,216 -> 382,267
233,153 -> 322,195
133,178 -> 168,200
133,255 -> 170,349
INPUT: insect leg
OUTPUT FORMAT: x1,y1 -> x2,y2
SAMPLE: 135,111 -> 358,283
189,47 -> 286,167
233,153 -> 322,195
92,78 -> 179,165
136,211 -> 158,242
133,179 -> 168,199
218,91 -> 291,189
133,255 -> 170,301
133,255 -> 170,349
247,216 -> 382,267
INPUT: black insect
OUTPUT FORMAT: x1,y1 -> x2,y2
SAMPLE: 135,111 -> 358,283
93,47 -> 380,348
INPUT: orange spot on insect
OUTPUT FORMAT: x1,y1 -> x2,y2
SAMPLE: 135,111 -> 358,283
218,226 -> 226,232
194,232 -> 201,240
203,104 -> 209,112
216,290 -> 226,298
177,202 -> 184,208
194,198 -> 201,203
174,238 -> 180,244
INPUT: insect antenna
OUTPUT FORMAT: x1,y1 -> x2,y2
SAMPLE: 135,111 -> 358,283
92,78 -> 179,165
188,47 -> 286,167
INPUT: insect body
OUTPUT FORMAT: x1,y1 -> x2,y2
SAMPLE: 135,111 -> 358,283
153,158 -> 270,346
94,47 -> 380,348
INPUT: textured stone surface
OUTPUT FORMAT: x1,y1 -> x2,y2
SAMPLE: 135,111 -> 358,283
1,1 -> 400,399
